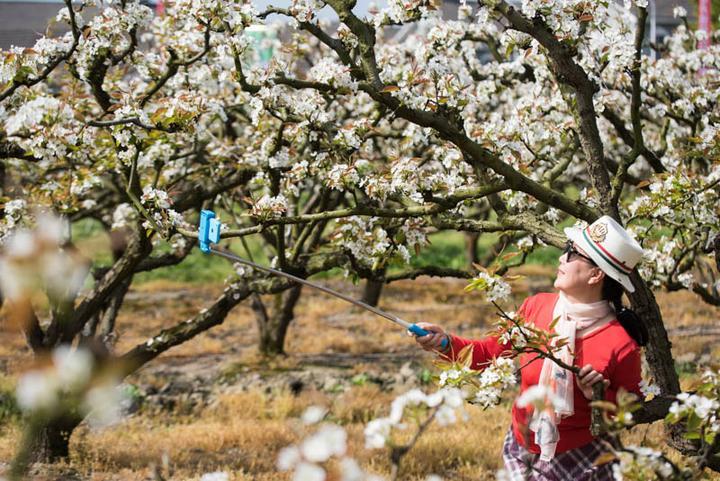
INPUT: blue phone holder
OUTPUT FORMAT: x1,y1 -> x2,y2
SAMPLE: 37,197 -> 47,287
199,210 -> 221,253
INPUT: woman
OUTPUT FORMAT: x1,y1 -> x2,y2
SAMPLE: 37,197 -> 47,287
414,216 -> 648,481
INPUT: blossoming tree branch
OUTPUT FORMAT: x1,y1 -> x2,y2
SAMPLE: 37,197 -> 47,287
1,0 -> 719,475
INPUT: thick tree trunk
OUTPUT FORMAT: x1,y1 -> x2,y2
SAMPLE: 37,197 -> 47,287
11,413 -> 84,479
33,415 -> 83,461
628,273 -> 681,396
361,279 -> 384,307
256,285 -> 303,356
465,232 -> 480,268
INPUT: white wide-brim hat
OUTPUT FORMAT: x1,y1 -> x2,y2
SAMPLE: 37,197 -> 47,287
564,216 -> 644,292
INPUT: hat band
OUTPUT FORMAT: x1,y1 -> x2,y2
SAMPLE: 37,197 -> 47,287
582,229 -> 633,275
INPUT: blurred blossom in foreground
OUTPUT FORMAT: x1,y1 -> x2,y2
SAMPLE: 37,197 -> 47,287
278,419 -> 382,481
516,384 -> 564,412
365,388 -> 466,449
16,346 -> 92,412
83,382 -> 127,428
0,211 -> 88,301
279,388 -> 464,481
15,346 -> 125,426
199,472 -> 230,481
302,405 -> 328,425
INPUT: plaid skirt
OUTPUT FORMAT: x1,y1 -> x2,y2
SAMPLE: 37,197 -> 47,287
501,428 -> 616,481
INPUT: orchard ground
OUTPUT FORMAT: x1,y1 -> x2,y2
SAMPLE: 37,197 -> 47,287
1,266 -> 719,479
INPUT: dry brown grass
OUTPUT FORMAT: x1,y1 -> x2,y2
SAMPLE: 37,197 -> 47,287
1,276 -> 720,480
61,387 -> 513,481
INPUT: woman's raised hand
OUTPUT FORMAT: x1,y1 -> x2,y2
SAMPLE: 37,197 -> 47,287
576,364 -> 610,400
411,322 -> 450,353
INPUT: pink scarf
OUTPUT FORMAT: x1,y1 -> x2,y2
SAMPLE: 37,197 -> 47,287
528,292 -> 614,461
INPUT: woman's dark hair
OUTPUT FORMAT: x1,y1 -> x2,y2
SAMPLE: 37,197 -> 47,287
602,277 -> 648,347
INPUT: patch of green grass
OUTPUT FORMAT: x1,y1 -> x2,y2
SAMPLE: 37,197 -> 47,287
0,375 -> 20,426
409,231 -> 469,270
399,230 -> 562,274
134,235 -> 272,285
351,373 -> 369,386
675,360 -> 698,378
418,368 -> 433,385
527,246 -> 561,266
72,218 -> 105,240
72,218 -> 112,266
310,267 -> 347,280
134,247 -> 235,284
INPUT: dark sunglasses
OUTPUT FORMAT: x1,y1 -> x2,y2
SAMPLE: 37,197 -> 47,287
563,241 -> 596,265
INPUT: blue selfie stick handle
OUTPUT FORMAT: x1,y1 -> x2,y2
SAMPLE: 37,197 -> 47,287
408,324 -> 449,350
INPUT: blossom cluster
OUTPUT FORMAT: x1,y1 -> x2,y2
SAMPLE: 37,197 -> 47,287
371,0 -> 440,27
610,446 -> 675,480
497,314 -> 532,350
472,357 -> 517,408
73,1 -> 153,81
251,194 -> 289,219
667,369 -> 720,445
3,94 -> 79,163
330,217 -> 395,270
464,271 -> 512,303
138,186 -> 188,234
432,342 -> 517,410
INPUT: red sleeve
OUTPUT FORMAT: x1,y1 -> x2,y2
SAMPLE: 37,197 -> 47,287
441,334 -> 512,370
439,296 -> 534,371
605,343 -> 642,403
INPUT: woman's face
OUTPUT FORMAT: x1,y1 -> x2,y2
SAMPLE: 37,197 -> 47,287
554,242 -> 603,294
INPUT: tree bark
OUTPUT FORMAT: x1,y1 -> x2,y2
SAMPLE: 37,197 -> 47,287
361,278 -> 384,307
33,414 -> 83,461
257,285 -> 303,356
629,273 -> 681,395
465,232 -> 480,268
11,412 -> 84,478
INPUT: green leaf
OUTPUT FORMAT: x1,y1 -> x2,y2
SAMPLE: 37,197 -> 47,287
686,411 -> 702,432
457,344 -> 474,369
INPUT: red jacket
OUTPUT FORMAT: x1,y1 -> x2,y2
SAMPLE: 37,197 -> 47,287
444,292 -> 642,454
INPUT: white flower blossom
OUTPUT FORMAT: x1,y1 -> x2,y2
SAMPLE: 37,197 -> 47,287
365,387 -> 466,448
293,462 -> 326,481
302,405 -> 329,425
53,345 -> 93,390
638,380 -> 661,398
112,203 -> 137,230
364,417 -> 393,449
673,6 -> 687,17
469,272 -> 511,302
16,371 -> 60,412
277,446 -> 302,471
0,212 -> 87,301
252,194 -> 289,218
199,472 -> 229,481
83,382 -> 127,428
516,385 -> 564,411
301,424 -> 347,462
339,457 -> 364,481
